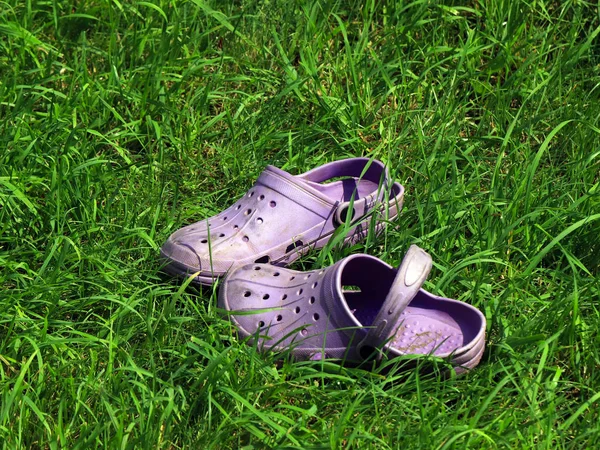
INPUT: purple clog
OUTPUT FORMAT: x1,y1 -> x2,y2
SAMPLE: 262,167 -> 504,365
161,158 -> 404,285
219,245 -> 486,373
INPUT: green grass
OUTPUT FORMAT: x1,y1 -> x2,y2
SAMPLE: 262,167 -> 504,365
1,0 -> 600,447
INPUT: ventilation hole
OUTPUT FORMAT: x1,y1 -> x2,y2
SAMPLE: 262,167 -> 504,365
290,276 -> 295,281
276,315 -> 283,322
295,306 -> 300,314
338,206 -> 356,223
263,294 -> 270,300
297,288 -> 303,295
249,191 -> 254,197
201,239 -> 208,244
236,205 -> 241,210
258,320 -> 265,327
219,233 -> 225,237
313,313 -> 320,321
256,217 -> 263,224
242,236 -> 249,242
254,255 -> 270,264
281,294 -> 287,300
285,240 -> 304,253
245,209 -> 252,215
244,291 -> 251,297
254,266 -> 261,271
319,270 -> 324,275
270,201 -> 276,207
301,329 -> 308,336
233,225 -> 239,229
305,274 -> 311,279
259,195 -> 265,200
273,272 -> 280,277
223,216 -> 227,220
309,296 -> 315,304
312,282 -> 318,289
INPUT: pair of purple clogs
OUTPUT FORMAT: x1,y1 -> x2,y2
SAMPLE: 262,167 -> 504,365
160,158 -> 486,372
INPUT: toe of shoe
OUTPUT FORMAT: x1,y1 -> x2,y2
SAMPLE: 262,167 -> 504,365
160,238 -> 203,273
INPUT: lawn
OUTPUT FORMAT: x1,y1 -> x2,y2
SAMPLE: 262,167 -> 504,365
1,0 -> 600,448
